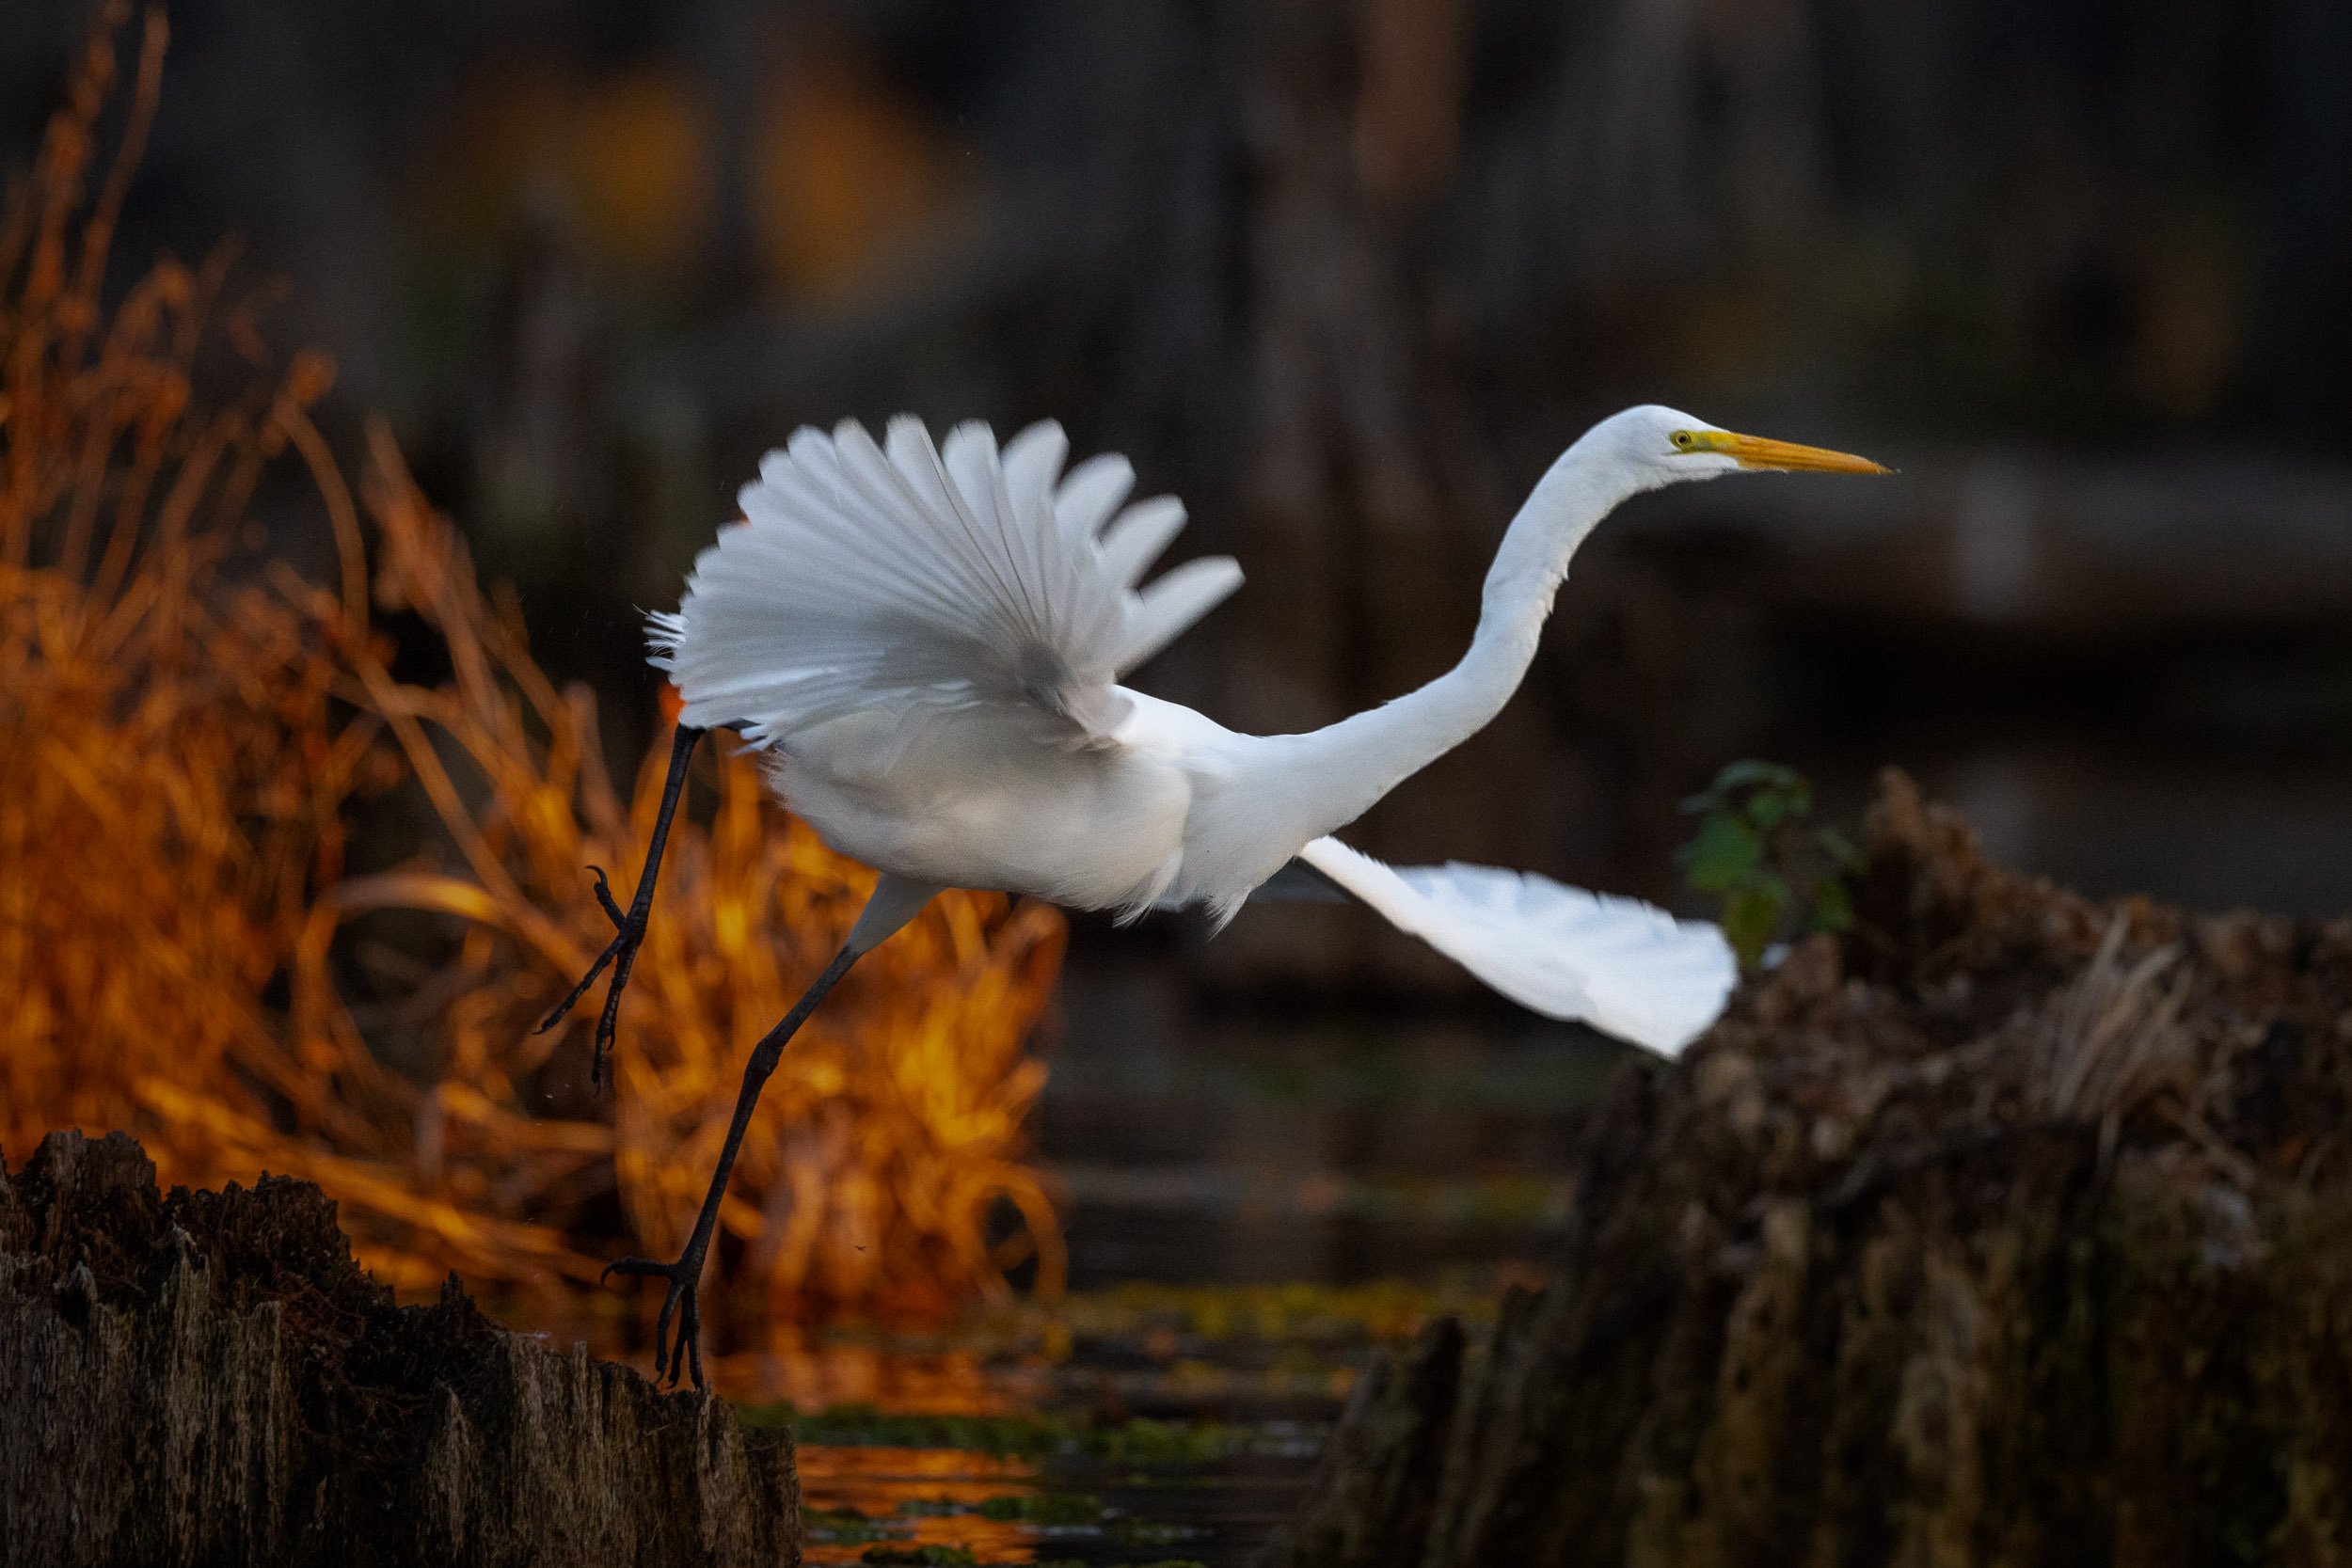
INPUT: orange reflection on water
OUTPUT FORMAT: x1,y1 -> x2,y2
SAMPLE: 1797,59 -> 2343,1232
515,1308 -> 1054,1410
797,1446 -> 1042,1567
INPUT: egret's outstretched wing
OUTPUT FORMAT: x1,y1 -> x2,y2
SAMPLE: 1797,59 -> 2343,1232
1294,837 -> 1736,1055
650,418 -> 1241,750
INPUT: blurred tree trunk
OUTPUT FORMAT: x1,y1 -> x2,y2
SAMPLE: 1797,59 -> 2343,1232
1030,0 -> 1866,980
1216,0 -> 1522,990
1267,773 -> 2352,1567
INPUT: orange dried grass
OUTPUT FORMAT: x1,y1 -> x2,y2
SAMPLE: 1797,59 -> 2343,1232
356,439 -> 1069,1314
0,4 -> 1066,1322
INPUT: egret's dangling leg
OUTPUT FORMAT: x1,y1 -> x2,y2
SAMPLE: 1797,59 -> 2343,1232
604,874 -> 940,1388
539,723 -> 703,1087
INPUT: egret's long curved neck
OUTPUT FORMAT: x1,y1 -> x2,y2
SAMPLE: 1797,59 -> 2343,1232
1258,432 -> 1647,844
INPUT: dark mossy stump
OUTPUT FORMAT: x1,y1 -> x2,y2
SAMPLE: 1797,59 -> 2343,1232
1270,770 -> 2352,1568
0,1130 -> 797,1568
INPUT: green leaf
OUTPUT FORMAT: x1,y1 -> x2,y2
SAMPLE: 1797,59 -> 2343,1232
1745,789 -> 1792,829
1678,812 -> 1763,893
1715,759 -> 1800,794
1808,875 -> 1853,933
1814,826 -> 1863,871
1723,884 -> 1786,967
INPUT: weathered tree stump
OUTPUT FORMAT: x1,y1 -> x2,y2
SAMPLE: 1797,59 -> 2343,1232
1269,770 -> 2352,1568
0,1130 -> 798,1568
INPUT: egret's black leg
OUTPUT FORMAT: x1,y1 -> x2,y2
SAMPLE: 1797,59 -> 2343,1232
539,722 -> 703,1088
604,942 -> 861,1389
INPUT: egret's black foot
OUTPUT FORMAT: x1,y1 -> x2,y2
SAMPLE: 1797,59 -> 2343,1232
537,865 -> 644,1088
603,1249 -> 707,1390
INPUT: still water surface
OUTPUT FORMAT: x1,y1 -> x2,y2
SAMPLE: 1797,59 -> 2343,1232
554,996 -> 1622,1564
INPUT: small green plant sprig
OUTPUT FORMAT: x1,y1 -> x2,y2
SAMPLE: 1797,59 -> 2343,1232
1676,761 -> 1862,968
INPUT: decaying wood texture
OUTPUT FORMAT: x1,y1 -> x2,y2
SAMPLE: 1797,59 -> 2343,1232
1269,770 -> 2352,1568
0,1130 -> 798,1568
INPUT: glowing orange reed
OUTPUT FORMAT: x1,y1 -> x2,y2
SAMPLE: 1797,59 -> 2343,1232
0,4 -> 1066,1321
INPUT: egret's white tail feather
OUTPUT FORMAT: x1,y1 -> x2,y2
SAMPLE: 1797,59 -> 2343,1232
653,418 -> 1241,752
1295,836 -> 1735,1054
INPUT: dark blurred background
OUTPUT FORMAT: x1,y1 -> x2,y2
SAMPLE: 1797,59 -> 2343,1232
13,0 -> 2352,1281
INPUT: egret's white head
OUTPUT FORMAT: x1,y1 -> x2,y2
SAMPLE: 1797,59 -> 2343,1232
1589,404 -> 1888,492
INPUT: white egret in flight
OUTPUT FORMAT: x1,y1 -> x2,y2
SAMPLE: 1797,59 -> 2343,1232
541,404 -> 1887,1385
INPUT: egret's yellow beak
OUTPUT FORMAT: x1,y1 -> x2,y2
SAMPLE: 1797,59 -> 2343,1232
1717,431 -> 1889,474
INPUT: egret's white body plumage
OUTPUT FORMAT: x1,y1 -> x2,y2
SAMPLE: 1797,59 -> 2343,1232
649,405 -> 1868,1055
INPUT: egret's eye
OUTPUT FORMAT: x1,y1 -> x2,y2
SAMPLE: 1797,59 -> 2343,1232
1670,430 -> 1697,451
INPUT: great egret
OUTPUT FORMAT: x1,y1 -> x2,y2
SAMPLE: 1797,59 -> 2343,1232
541,403 -> 1886,1386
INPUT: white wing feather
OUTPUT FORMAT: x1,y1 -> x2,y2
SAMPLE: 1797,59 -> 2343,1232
1295,836 -> 1736,1055
650,417 -> 1242,750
